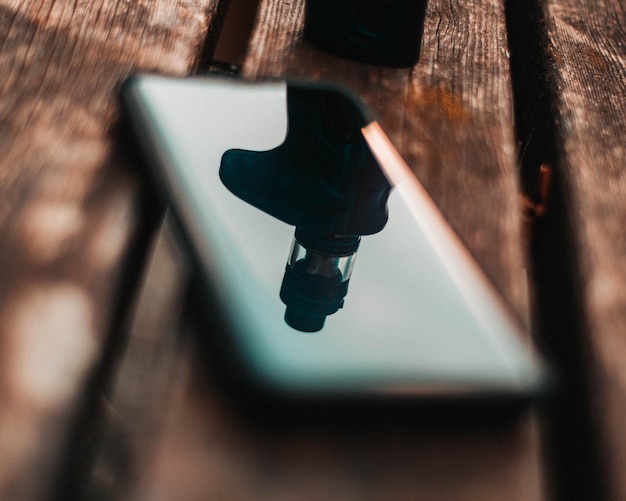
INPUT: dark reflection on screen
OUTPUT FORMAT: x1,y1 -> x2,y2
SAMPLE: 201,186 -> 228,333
220,87 -> 391,332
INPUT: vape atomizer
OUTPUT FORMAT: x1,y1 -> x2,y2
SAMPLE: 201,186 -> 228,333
280,229 -> 359,332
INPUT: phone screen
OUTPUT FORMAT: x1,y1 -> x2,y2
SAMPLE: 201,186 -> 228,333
122,76 -> 545,409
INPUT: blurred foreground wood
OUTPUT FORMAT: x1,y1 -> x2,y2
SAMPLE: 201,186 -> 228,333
0,1 -> 219,499
526,0 -> 626,499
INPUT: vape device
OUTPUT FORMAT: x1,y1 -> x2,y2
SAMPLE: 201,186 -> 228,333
218,86 -> 390,332
304,0 -> 428,67
121,76 -> 546,419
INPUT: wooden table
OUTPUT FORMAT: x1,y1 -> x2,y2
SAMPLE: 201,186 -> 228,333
0,0 -> 625,499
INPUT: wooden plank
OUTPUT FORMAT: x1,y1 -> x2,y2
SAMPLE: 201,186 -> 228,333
88,1 -> 547,499
86,219 -> 192,500
0,1 -> 219,499
529,0 -> 626,498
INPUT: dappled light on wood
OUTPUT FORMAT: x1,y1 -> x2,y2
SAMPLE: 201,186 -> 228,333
17,201 -> 85,265
1,284 -> 96,407
0,0 -> 220,499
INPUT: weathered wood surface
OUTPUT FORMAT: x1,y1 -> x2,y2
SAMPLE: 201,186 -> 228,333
533,0 -> 626,499
0,1 -> 219,499
87,220 -> 192,500
87,0 -> 548,500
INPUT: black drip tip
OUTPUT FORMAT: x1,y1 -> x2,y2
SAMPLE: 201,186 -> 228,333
284,308 -> 327,333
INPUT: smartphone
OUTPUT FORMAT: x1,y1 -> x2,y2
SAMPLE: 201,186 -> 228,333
121,75 -> 546,420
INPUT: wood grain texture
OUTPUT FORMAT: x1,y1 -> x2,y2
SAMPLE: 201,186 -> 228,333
0,1 -> 218,499
87,220 -> 191,500
243,0 -> 528,321
538,0 -> 626,498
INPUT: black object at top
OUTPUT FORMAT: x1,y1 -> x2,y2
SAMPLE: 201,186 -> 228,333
304,0 -> 428,67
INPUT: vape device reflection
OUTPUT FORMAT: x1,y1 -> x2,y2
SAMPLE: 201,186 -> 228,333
304,0 -> 428,67
280,229 -> 359,332
220,86 -> 391,332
